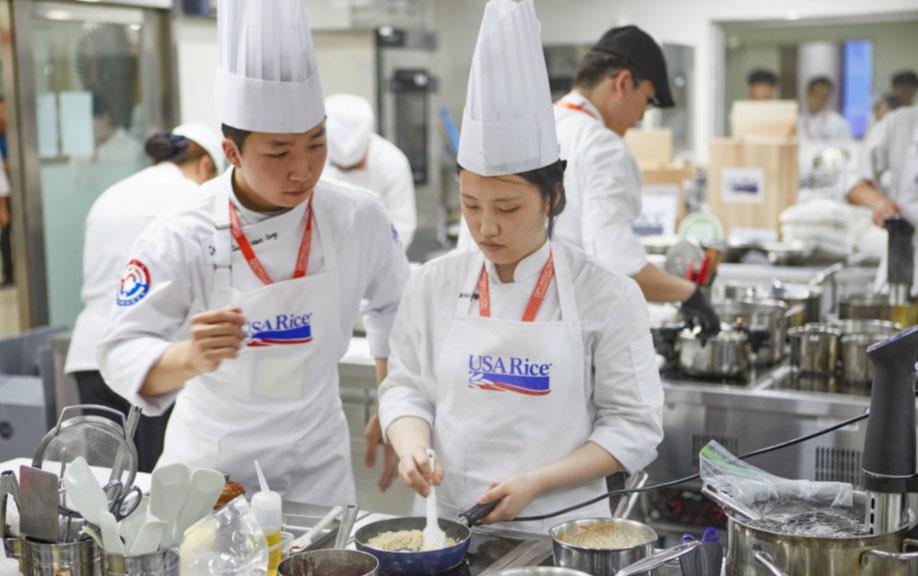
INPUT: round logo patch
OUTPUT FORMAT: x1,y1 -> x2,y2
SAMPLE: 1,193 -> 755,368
117,259 -> 151,307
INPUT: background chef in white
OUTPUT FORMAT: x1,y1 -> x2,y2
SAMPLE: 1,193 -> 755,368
378,0 -> 663,534
797,76 -> 853,144
99,0 -> 410,504
324,93 -> 418,251
847,105 -> 918,291
66,123 -> 224,472
551,26 -> 721,339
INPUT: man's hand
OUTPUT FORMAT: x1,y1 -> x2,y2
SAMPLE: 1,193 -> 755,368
185,306 -> 246,373
364,414 -> 399,491
873,197 -> 902,228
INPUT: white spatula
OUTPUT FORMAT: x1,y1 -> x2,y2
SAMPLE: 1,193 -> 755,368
130,520 -> 167,556
100,511 -> 125,555
149,463 -> 189,548
422,448 -> 446,550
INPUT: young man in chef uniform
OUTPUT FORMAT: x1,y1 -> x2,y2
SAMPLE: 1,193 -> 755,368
99,0 -> 410,504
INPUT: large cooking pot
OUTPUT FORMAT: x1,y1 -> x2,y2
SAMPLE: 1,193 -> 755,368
549,518 -> 700,576
724,494 -> 918,575
839,294 -> 918,327
678,328 -> 748,379
788,324 -> 840,375
278,550 -> 379,576
772,283 -> 822,327
713,299 -> 789,365
830,319 -> 901,391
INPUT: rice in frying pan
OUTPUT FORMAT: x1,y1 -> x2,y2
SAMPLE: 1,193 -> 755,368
366,530 -> 457,552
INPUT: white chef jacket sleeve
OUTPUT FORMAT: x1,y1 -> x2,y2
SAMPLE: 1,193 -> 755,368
97,226 -> 197,416
377,269 -> 437,439
860,114 -> 892,187
358,198 -> 411,358
577,131 -> 649,277
588,278 -> 664,473
382,152 -> 417,249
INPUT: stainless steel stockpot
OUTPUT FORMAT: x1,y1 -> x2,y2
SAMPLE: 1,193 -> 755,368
714,299 -> 789,365
678,328 -> 748,379
788,323 -> 841,375
549,518 -> 656,575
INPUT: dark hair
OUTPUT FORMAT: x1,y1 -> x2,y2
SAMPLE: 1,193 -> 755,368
458,159 -> 568,238
144,132 -> 208,166
747,69 -> 778,87
892,70 -> 918,88
573,50 -> 642,91
222,123 -> 252,153
874,93 -> 901,112
807,76 -> 834,93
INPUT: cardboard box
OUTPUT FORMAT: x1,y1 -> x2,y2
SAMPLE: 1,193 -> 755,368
730,100 -> 798,140
625,128 -> 673,169
707,138 -> 798,238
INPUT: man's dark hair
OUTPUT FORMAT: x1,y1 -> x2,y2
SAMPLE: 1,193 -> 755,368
573,50 -> 642,91
807,76 -> 834,93
892,70 -> 918,88
747,69 -> 778,87
222,123 -> 251,153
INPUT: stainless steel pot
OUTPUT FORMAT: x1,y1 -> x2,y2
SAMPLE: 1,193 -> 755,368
772,283 -> 823,327
497,568 -> 591,576
788,324 -> 840,375
725,499 -> 917,575
278,549 -> 379,576
103,550 -> 179,576
714,299 -> 789,365
21,537 -> 98,576
678,328 -> 748,379
831,319 -> 901,390
839,294 -> 918,327
549,518 -> 657,574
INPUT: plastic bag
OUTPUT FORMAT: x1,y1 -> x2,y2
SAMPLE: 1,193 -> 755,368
179,496 -> 268,576
699,440 -> 853,508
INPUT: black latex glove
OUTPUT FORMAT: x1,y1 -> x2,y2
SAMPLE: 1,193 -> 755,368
681,288 -> 721,344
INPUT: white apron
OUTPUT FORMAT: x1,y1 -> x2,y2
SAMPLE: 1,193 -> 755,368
419,248 -> 610,533
158,184 -> 355,505
874,129 -> 918,294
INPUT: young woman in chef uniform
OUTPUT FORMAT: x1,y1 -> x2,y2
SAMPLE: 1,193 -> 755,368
378,0 -> 664,533
98,0 -> 409,504
65,123 -> 224,472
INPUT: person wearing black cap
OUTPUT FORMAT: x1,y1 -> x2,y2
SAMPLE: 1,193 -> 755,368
747,69 -> 779,101
552,25 -> 719,340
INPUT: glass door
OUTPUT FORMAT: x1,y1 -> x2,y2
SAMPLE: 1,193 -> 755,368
15,0 -> 173,327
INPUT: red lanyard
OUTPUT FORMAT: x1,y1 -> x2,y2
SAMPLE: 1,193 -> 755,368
228,196 -> 314,285
477,250 -> 554,322
556,100 -> 597,120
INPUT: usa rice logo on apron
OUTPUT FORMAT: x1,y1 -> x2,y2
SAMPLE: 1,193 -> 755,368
244,313 -> 314,347
467,354 -> 552,395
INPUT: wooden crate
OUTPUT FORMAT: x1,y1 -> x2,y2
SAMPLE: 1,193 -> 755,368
707,138 -> 798,238
731,100 -> 798,140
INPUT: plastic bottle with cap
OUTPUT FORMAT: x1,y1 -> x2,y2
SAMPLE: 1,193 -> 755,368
252,460 -> 283,576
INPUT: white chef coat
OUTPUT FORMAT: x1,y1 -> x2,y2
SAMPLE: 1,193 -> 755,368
857,106 -> 918,289
552,91 -> 649,277
0,168 -> 9,198
378,240 -> 664,479
797,109 -> 853,144
98,169 -> 410,416
65,163 -> 206,373
325,133 -> 417,249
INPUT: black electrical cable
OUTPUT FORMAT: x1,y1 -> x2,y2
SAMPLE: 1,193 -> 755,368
511,408 -> 871,522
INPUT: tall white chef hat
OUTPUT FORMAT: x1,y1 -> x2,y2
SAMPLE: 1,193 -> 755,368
215,0 -> 324,134
457,0 -> 558,176
325,94 -> 375,168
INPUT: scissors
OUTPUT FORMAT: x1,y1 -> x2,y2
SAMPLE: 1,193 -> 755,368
105,481 -> 143,521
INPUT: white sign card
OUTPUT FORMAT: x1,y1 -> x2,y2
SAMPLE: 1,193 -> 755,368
721,167 -> 765,204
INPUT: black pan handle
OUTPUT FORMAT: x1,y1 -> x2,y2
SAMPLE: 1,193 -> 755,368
459,500 -> 501,527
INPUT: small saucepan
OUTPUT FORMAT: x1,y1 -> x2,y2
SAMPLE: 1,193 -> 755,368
278,549 -> 379,576
354,517 -> 472,576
